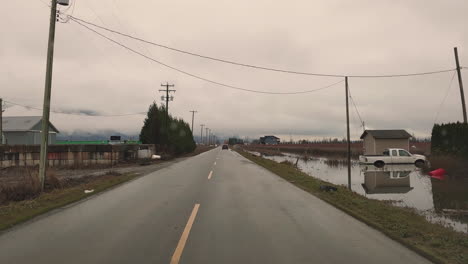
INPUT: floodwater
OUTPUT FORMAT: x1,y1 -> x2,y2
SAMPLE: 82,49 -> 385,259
248,151 -> 468,233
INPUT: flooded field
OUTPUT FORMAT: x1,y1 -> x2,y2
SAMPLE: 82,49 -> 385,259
248,151 -> 468,233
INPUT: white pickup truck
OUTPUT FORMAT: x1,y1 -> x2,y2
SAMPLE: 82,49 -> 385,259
359,148 -> 427,167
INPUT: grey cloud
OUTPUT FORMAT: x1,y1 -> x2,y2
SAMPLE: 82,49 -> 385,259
2,0 -> 468,140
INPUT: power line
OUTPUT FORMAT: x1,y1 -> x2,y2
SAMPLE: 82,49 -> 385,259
70,18 -> 345,95
348,87 -> 365,130
4,100 -> 145,117
38,0 -> 50,7
68,15 -> 457,79
433,71 -> 457,124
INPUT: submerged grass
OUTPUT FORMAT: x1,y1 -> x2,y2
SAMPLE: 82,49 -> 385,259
237,149 -> 468,264
0,173 -> 139,232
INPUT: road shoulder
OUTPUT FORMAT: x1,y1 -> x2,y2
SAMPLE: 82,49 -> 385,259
235,149 -> 468,264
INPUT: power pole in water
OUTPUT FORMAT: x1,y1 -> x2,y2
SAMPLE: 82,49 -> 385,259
200,124 -> 205,144
189,110 -> 197,135
454,47 -> 467,123
0,98 -> 3,145
39,0 -> 68,191
345,77 -> 351,190
159,83 -> 176,133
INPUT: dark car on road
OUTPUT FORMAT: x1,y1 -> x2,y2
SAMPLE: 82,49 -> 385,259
222,144 -> 229,150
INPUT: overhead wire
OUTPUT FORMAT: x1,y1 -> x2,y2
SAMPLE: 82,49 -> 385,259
433,71 -> 457,124
68,15 -> 457,79
348,87 -> 365,130
38,0 -> 50,7
70,18 -> 345,95
4,100 -> 146,117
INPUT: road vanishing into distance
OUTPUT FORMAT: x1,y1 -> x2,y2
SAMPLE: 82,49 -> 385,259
0,148 -> 430,264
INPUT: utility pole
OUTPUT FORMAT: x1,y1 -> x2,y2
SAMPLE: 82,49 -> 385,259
0,98 -> 3,145
200,124 -> 205,144
345,77 -> 351,190
189,110 -> 197,134
206,128 -> 209,145
39,0 -> 65,191
159,82 -> 176,133
454,47 -> 467,123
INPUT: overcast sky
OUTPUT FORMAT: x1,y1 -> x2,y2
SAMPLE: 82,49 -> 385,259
1,0 -> 467,140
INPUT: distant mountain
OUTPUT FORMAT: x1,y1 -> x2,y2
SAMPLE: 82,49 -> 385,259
57,130 -> 140,141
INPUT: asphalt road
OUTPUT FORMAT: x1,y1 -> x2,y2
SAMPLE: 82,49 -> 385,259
0,148 -> 430,264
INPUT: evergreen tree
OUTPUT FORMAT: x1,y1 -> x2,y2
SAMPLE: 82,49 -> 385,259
140,102 -> 196,155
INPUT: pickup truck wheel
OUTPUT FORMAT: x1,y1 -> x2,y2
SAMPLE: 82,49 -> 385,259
374,161 -> 385,168
415,160 -> 425,168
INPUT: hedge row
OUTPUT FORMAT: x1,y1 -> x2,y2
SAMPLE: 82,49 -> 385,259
431,122 -> 468,157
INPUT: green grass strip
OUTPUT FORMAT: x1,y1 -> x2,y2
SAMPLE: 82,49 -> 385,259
237,150 -> 468,264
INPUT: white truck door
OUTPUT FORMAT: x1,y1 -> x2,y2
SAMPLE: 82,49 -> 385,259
391,149 -> 398,163
398,149 -> 412,163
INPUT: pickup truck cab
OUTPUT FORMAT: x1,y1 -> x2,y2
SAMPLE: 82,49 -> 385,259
359,148 -> 426,167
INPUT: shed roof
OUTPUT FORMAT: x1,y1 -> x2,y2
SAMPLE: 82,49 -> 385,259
360,130 -> 411,139
2,116 -> 59,133
264,135 -> 279,139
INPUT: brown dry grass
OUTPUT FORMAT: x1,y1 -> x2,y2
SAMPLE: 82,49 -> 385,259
0,167 -> 121,205
0,172 -> 137,231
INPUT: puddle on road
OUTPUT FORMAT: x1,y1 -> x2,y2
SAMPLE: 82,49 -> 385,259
247,151 -> 468,233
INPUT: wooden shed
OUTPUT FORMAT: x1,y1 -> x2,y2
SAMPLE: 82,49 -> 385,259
360,130 -> 412,155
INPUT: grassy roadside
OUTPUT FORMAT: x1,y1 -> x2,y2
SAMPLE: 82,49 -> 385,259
236,149 -> 468,264
0,172 -> 140,232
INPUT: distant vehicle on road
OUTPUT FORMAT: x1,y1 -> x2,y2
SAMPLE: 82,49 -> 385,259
359,148 -> 426,167
222,144 -> 229,150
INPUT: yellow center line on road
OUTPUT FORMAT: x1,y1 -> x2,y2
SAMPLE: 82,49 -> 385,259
170,204 -> 200,264
208,171 -> 213,180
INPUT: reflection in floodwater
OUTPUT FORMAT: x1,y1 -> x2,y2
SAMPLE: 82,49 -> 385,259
249,151 -> 468,233
361,165 -> 414,194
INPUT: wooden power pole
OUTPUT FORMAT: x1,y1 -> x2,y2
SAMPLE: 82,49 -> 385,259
345,77 -> 351,190
159,83 -> 176,135
39,0 -> 59,191
200,124 -> 205,144
454,47 -> 467,123
0,98 -> 3,145
190,110 -> 197,135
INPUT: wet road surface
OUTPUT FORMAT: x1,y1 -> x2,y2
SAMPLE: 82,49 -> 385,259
0,148 -> 430,264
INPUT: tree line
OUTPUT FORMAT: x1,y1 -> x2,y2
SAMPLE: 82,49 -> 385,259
431,122 -> 468,157
139,103 -> 196,155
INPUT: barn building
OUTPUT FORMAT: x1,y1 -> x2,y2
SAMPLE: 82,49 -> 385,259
360,129 -> 412,155
260,135 -> 280,145
2,116 -> 59,145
